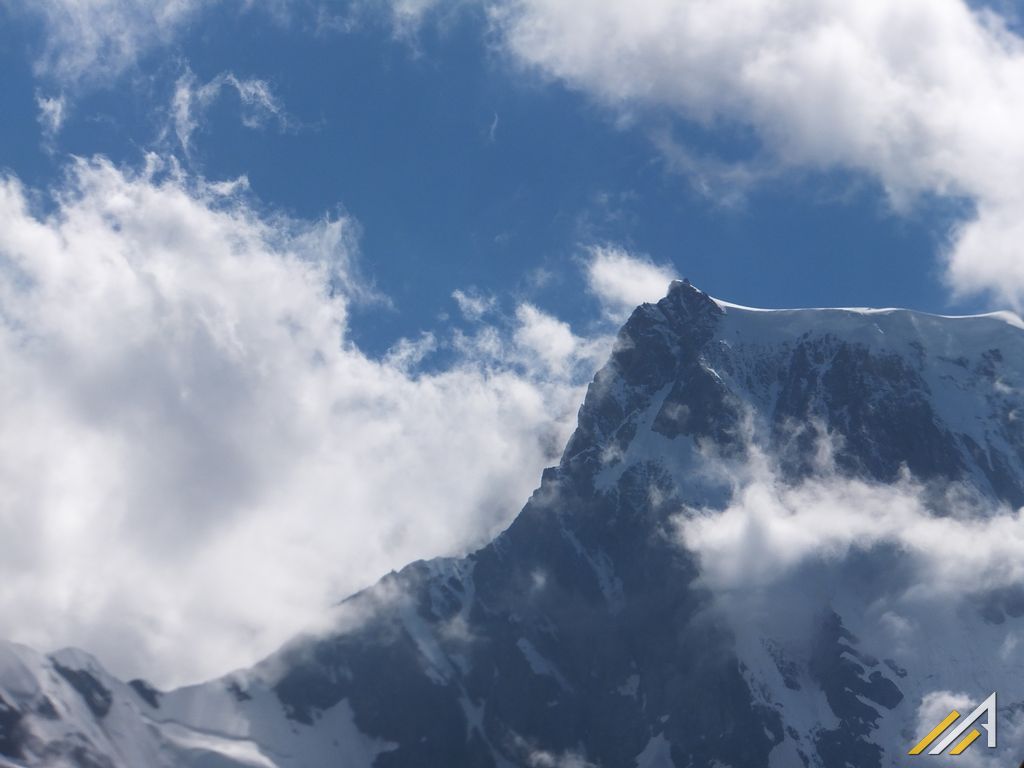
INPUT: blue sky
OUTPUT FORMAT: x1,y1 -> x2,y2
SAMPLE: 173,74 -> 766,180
0,2 -> 978,357
2,0 -> 1024,685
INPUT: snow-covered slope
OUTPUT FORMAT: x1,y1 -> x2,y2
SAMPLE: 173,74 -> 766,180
4,280 -> 1024,767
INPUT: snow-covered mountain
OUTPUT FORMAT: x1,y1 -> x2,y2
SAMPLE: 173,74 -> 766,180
4,280 -> 1024,767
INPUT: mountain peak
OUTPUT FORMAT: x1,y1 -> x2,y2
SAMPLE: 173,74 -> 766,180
6,293 -> 1024,768
658,277 -> 724,323
567,283 -> 1024,502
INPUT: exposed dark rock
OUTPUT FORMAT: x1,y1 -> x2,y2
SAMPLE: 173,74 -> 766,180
128,679 -> 161,709
52,662 -> 113,719
0,693 -> 26,759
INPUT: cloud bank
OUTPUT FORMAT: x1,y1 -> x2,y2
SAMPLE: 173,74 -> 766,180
0,156 -> 626,686
677,449 -> 1024,599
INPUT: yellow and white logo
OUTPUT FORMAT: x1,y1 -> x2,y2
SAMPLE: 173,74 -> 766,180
909,693 -> 997,756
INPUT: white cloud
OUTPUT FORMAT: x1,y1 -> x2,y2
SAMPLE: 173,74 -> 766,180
527,750 -> 595,768
508,733 -> 596,768
651,128 -> 768,207
449,300 -> 612,390
677,447 -> 1024,598
451,287 -> 496,320
321,0 -> 462,40
172,69 -> 289,156
389,0 -> 444,33
13,0 -> 208,84
13,1 -> 295,87
513,303 -> 608,379
0,155 -> 603,687
584,246 -> 677,320
481,0 -> 1024,308
514,304 -> 578,375
35,93 -> 67,147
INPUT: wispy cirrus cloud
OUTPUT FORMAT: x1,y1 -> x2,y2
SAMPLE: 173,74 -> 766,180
10,0 -> 209,85
171,68 -> 291,156
35,92 -> 67,149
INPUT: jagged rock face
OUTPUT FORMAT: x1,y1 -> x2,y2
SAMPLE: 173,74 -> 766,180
4,282 -> 1024,767
271,468 -> 777,768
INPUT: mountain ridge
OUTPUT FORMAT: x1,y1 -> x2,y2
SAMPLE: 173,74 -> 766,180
4,280 -> 1024,767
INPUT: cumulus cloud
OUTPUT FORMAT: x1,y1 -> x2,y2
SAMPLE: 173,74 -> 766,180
484,0 -> 1024,308
584,246 -> 677,320
172,69 -> 289,156
513,303 -> 610,379
0,155 -> 608,686
450,300 -> 613,392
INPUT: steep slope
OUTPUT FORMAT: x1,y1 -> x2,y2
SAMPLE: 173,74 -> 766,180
4,280 -> 1024,767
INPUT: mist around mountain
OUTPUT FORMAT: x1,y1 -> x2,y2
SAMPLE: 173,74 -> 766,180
4,281 -> 1024,767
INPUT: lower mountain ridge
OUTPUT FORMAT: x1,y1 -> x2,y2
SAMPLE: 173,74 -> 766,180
4,281 -> 1024,767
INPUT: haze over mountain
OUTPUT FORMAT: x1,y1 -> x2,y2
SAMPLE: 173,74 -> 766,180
3,281 -> 1024,767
